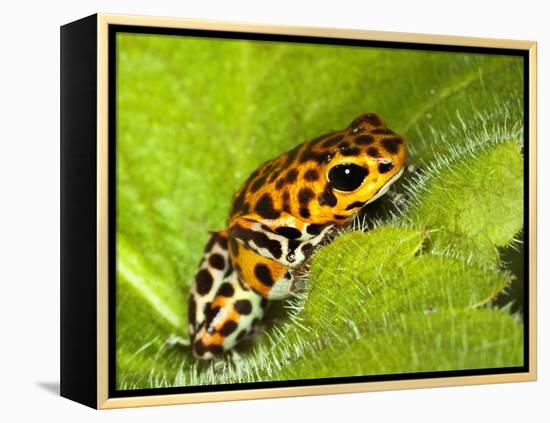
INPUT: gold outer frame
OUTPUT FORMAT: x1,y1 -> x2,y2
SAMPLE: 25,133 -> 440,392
96,13 -> 537,409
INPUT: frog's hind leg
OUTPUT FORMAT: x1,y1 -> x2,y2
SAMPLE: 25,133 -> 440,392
230,239 -> 298,301
191,270 -> 267,360
188,230 -> 232,346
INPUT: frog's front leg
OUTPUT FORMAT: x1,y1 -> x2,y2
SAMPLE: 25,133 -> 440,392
229,215 -> 334,267
230,240 -> 295,300
228,215 -> 334,299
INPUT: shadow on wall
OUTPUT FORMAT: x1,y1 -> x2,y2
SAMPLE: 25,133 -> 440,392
36,381 -> 59,396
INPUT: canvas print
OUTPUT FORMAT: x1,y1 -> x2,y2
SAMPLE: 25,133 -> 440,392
115,31 -> 526,391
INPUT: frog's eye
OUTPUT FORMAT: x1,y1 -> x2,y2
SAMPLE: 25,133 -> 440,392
328,164 -> 369,192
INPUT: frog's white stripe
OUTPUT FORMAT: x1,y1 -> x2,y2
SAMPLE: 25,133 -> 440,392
243,222 -> 334,267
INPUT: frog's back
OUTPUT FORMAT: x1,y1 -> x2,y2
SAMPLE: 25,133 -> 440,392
228,113 -> 406,225
228,137 -> 327,222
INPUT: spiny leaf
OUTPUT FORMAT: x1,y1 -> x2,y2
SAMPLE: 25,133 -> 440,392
276,309 -> 523,379
303,228 -> 425,333
403,140 -> 523,266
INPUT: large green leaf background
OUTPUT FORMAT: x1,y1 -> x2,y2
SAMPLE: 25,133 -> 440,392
116,33 -> 524,389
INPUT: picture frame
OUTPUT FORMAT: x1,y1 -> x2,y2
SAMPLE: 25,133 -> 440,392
60,13 -> 537,409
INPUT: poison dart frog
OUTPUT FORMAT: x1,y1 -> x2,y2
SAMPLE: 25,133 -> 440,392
188,113 -> 407,359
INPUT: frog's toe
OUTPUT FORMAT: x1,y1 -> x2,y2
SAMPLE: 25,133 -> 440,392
229,349 -> 244,364
406,162 -> 423,176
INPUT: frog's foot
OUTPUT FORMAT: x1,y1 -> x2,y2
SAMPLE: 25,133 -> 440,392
400,162 -> 424,183
165,334 -> 190,349
407,163 -> 422,176
212,357 -> 227,372
243,318 -> 271,343
210,351 -> 243,372
229,349 -> 244,364
386,190 -> 407,209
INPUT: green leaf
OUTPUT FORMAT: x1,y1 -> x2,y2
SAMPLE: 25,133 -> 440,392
403,141 -> 523,265
302,228 -> 425,334
115,33 -> 524,389
277,309 -> 523,379
272,229 -> 518,380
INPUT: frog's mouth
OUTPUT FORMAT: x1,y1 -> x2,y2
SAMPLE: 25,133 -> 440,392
364,167 -> 405,205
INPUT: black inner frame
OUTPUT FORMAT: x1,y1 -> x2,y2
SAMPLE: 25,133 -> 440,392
108,24 -> 531,399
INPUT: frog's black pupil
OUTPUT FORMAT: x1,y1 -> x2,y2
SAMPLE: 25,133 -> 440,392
328,164 -> 369,192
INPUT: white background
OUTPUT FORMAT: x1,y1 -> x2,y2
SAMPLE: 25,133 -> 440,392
0,0 -> 547,421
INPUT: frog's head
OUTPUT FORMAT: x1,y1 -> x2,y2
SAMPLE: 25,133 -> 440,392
313,113 -> 407,222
